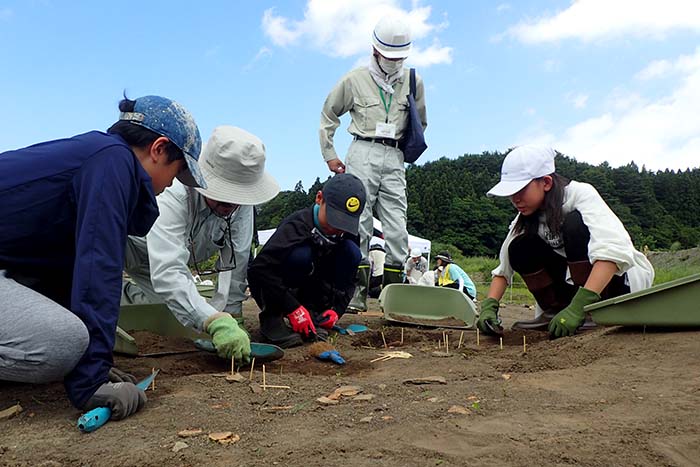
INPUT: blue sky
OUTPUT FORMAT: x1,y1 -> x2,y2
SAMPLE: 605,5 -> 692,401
1,0 -> 699,190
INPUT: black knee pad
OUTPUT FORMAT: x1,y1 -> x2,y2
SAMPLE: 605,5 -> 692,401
508,234 -> 552,274
562,210 -> 590,261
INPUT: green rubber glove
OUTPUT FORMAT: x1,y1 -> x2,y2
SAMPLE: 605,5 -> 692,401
476,298 -> 501,335
205,313 -> 251,363
548,287 -> 601,339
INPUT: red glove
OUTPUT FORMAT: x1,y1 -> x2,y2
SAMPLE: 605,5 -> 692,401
287,306 -> 317,337
317,309 -> 339,329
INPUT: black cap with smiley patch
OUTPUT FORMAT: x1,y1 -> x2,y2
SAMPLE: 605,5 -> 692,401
322,173 -> 367,236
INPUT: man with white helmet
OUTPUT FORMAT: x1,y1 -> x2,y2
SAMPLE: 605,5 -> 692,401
320,15 -> 427,312
122,126 -> 280,363
404,248 -> 428,284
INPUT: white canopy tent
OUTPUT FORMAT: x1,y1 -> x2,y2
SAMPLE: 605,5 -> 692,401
257,217 -> 431,262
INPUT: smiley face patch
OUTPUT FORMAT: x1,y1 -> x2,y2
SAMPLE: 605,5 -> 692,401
346,196 -> 360,213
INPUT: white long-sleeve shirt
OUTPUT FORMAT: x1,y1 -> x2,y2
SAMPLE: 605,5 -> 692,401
492,181 -> 654,293
124,180 -> 252,330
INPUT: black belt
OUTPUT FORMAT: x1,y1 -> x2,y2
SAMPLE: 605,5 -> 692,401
354,135 -> 399,148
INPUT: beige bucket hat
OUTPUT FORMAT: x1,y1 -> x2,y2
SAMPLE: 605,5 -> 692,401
195,126 -> 280,205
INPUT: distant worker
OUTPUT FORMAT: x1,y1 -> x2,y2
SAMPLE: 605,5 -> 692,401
123,126 -> 280,363
367,242 -> 386,298
434,251 -> 477,300
0,95 -> 203,421
320,15 -> 427,312
404,248 -> 429,284
248,174 -> 366,348
477,145 -> 655,338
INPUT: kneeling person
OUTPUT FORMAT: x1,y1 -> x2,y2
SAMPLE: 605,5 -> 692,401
248,174 -> 366,348
434,251 -> 477,300
123,126 -> 280,361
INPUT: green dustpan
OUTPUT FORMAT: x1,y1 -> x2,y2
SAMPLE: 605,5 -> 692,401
193,339 -> 285,363
587,272 -> 700,327
116,304 -> 284,362
378,284 -> 477,329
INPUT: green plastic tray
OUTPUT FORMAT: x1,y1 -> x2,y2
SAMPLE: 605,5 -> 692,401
378,284 -> 477,329
586,272 -> 700,327
118,304 -> 209,340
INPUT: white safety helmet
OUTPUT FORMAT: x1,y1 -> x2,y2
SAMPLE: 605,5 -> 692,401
372,16 -> 411,59
410,247 -> 422,258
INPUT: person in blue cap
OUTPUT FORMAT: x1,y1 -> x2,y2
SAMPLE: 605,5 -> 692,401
0,95 -> 204,421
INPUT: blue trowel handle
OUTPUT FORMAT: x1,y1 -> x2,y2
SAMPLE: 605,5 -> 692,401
319,350 -> 346,365
77,407 -> 112,433
77,370 -> 159,433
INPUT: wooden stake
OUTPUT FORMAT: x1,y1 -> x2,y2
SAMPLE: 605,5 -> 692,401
446,334 -> 449,354
280,365 -> 283,376
260,384 -> 291,390
476,328 -> 480,346
381,331 -> 388,349
400,328 -> 404,345
458,331 -> 464,349
499,337 -> 503,350
523,335 -> 527,353
262,364 -> 267,391
151,367 -> 156,391
231,356 -> 235,376
249,357 -> 256,381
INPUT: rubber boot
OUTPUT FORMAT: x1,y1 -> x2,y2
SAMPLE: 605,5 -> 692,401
259,312 -> 303,349
347,264 -> 370,313
511,268 -> 561,331
567,260 -> 597,330
382,263 -> 404,287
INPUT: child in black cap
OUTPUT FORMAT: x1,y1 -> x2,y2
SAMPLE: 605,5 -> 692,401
248,173 -> 367,348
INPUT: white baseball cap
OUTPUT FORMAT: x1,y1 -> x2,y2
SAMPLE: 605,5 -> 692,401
487,145 -> 556,197
410,247 -> 422,258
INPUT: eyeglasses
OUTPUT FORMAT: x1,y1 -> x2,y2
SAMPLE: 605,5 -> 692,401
189,214 -> 237,276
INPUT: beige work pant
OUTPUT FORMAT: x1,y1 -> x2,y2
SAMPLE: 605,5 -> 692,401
345,139 -> 409,267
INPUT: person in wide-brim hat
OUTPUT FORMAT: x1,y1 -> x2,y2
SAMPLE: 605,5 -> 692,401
123,125 -> 280,366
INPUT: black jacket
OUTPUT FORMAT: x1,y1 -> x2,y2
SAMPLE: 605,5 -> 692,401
248,206 -> 358,316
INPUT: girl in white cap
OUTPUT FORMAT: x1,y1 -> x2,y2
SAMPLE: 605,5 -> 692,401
477,145 -> 654,338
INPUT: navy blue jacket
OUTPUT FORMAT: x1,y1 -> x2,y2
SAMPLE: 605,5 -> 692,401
0,131 -> 159,408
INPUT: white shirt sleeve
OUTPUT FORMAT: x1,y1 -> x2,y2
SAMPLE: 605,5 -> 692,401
566,182 -> 637,274
146,188 -> 217,330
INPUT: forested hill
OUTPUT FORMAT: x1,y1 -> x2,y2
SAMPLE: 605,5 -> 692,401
257,152 -> 700,257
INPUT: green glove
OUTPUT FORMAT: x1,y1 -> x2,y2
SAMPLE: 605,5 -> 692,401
205,313 -> 251,363
476,298 -> 501,335
548,287 -> 601,338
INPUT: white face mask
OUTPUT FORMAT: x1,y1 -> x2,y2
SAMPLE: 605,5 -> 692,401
378,56 -> 404,75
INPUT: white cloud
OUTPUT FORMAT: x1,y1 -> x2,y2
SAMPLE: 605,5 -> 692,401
568,93 -> 589,109
636,47 -> 700,80
552,49 -> 700,171
635,59 -> 672,81
243,47 -> 273,71
261,0 -> 452,66
504,0 -> 700,44
496,4 -> 511,14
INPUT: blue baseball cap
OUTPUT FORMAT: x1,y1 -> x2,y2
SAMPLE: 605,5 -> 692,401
119,95 -> 206,188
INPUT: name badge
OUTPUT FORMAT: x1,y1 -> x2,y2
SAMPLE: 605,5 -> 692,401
375,122 -> 397,139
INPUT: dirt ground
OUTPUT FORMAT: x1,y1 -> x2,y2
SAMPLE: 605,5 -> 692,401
1,298 -> 699,467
